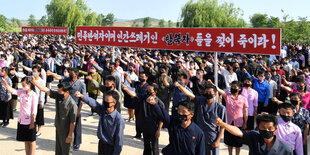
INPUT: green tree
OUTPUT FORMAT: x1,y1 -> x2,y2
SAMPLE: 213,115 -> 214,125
180,0 -> 246,27
85,12 -> 97,26
37,16 -> 48,26
250,13 -> 269,28
143,17 -> 152,27
295,17 -> 310,44
28,14 -> 37,26
168,20 -> 174,27
281,19 -> 298,43
131,21 -> 139,27
0,14 -> 7,31
102,13 -> 115,26
97,13 -> 104,26
11,17 -> 22,27
46,0 -> 86,35
268,16 -> 281,28
158,19 -> 165,27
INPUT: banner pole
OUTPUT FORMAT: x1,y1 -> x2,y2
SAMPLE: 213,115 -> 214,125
214,52 -> 218,87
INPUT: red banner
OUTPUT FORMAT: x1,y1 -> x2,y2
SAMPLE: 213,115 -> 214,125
76,26 -> 281,55
22,27 -> 68,35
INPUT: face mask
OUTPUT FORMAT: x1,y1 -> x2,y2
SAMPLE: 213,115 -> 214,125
230,88 -> 238,94
90,58 -> 95,62
139,78 -> 146,82
291,100 -> 299,106
297,86 -> 303,91
64,72 -> 69,77
204,92 -> 213,100
280,114 -> 292,122
305,72 -> 310,76
178,114 -> 188,122
244,83 -> 251,87
46,54 -> 50,58
146,91 -> 153,96
106,86 -> 112,91
265,76 -> 271,79
259,130 -> 274,139
23,85 -> 30,91
178,80 -> 184,85
32,72 -> 37,78
258,76 -> 264,81
233,67 -> 239,71
103,101 -> 111,109
64,64 -> 70,68
196,74 -> 202,79
271,69 -> 276,72
69,75 -> 74,80
90,69 -> 96,73
59,94 -> 65,101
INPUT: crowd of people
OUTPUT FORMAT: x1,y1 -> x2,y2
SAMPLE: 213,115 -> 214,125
0,32 -> 309,155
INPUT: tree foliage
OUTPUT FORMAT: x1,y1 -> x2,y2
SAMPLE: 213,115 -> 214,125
250,13 -> 269,28
158,19 -> 165,27
102,13 -> 115,26
168,20 -> 174,27
131,21 -> 139,27
46,0 -> 115,34
28,14 -> 37,26
143,17 -> 152,27
37,16 -> 48,26
180,0 -> 246,28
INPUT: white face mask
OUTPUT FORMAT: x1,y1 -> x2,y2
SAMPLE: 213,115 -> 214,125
258,76 -> 264,81
196,74 -> 202,79
64,64 -> 70,68
64,72 -> 69,77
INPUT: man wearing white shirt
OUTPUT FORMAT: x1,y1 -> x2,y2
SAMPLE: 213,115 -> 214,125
220,65 -> 238,92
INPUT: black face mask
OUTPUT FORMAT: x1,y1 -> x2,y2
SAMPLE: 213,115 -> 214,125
106,86 -> 112,91
178,114 -> 188,122
230,88 -> 238,94
103,101 -> 111,109
271,69 -> 276,72
259,130 -> 274,139
233,67 -> 239,71
291,100 -> 299,106
59,94 -> 65,101
69,75 -> 74,80
146,91 -> 153,96
280,114 -> 292,122
139,78 -> 146,82
204,92 -> 213,100
243,83 -> 251,87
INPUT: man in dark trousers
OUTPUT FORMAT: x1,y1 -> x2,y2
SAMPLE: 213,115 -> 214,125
74,90 -> 125,155
31,80 -> 77,155
141,84 -> 164,155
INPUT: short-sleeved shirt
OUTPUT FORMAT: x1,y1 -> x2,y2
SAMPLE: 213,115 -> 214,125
240,131 -> 293,155
0,77 -> 12,101
12,89 -> 38,125
268,80 -> 277,98
224,93 -> 248,127
50,90 -> 77,130
194,96 -> 227,145
241,88 -> 258,116
292,107 -> 310,132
